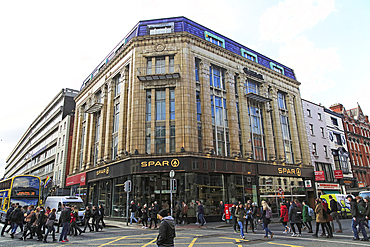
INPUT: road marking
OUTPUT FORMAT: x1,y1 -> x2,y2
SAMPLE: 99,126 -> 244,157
188,238 -> 197,247
141,238 -> 156,247
270,235 -> 370,246
267,242 -> 303,247
99,236 -> 128,247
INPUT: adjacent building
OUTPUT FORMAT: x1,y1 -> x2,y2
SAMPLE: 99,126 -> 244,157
5,88 -> 78,195
67,16 -> 313,219
330,103 -> 370,192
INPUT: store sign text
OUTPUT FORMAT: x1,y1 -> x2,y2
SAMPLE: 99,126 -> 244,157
278,167 -> 301,176
96,167 -> 109,176
141,159 -> 180,168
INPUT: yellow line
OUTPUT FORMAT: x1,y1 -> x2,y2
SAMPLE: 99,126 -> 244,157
99,236 -> 128,247
267,242 -> 303,247
141,238 -> 157,247
188,238 -> 197,247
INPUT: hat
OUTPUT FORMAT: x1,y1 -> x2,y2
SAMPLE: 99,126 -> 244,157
158,209 -> 168,218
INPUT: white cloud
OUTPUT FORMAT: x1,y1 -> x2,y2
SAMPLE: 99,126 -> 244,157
259,0 -> 336,43
278,35 -> 341,93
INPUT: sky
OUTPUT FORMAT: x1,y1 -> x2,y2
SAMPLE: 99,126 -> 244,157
0,0 -> 369,178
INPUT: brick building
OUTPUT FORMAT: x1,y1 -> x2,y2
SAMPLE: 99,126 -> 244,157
67,17 -> 314,219
330,103 -> 370,191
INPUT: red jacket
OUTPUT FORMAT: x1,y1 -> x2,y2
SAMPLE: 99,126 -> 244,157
280,205 -> 289,222
70,212 -> 76,223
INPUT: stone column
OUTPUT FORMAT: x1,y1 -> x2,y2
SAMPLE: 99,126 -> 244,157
166,87 -> 170,152
86,111 -> 95,170
97,84 -> 108,164
118,67 -> 129,157
70,107 -> 80,174
199,60 -> 213,153
150,88 -> 156,154
73,107 -> 84,173
286,93 -> 302,164
103,78 -> 115,162
294,94 -> 311,165
260,84 -> 276,160
270,87 -> 285,161
82,113 -> 92,170
237,74 -> 252,158
225,70 -> 239,156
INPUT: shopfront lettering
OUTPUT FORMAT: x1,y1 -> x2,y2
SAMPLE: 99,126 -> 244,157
141,159 -> 180,168
96,167 -> 109,176
278,167 -> 301,176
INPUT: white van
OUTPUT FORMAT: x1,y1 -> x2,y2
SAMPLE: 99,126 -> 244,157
44,196 -> 85,224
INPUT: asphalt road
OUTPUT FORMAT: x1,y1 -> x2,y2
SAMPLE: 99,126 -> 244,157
0,219 -> 369,247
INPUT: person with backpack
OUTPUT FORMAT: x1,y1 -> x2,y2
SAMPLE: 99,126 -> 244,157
347,195 -> 368,241
312,198 -> 330,238
357,196 -> 369,230
9,205 -> 23,239
302,200 -> 313,233
289,200 -> 302,237
364,196 -> 370,228
235,203 -> 246,239
329,195 -> 342,233
322,199 -> 333,238
259,201 -> 273,239
58,203 -> 71,243
1,203 -> 15,236
43,208 -> 57,243
279,202 -> 290,234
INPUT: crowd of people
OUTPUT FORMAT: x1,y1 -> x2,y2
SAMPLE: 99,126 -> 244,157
0,203 -> 107,243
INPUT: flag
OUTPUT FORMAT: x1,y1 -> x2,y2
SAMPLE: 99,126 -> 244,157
44,176 -> 51,188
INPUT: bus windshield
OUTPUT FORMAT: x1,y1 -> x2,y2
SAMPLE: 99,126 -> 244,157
10,198 -> 39,207
12,176 -> 40,197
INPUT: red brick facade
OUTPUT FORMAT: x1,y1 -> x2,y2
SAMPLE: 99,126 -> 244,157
330,103 -> 370,188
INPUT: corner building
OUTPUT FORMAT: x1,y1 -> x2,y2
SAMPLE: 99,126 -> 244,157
69,17 -> 313,219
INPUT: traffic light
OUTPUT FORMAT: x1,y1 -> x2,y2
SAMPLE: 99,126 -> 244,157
124,180 -> 131,192
172,179 -> 177,191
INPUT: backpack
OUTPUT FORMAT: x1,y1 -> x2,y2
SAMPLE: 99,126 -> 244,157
322,207 -> 328,219
357,203 -> 365,216
10,210 -> 18,222
265,208 -> 272,218
308,206 -> 314,217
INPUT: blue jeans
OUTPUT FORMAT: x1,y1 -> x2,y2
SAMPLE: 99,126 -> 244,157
263,222 -> 272,237
59,222 -> 70,241
352,218 -> 368,239
238,221 -> 244,237
130,212 -> 138,224
11,223 -> 19,234
199,213 -> 204,225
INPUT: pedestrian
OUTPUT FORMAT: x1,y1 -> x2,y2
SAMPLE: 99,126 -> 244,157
312,198 -> 330,238
280,202 -> 290,234
259,200 -> 273,239
137,203 -> 143,224
252,202 -> 260,231
9,205 -> 23,239
302,200 -> 313,233
83,206 -> 93,232
70,206 -> 82,236
364,196 -> 370,228
1,203 -> 15,236
245,203 -> 255,234
347,195 -> 368,241
58,203 -> 71,243
220,201 -> 225,221
181,202 -> 189,224
20,205 -> 35,241
32,206 -> 46,241
175,202 -> 181,225
56,204 -> 65,233
195,200 -> 199,225
98,204 -> 106,228
130,201 -> 139,224
289,200 -> 302,237
156,209 -> 175,247
357,196 -> 369,229
235,203 -> 246,239
197,201 -> 205,226
322,199 -> 333,238
92,206 -> 102,231
141,204 -> 149,229
149,203 -> 158,229
230,203 -> 238,233
44,208 -> 57,243
20,205 -> 28,233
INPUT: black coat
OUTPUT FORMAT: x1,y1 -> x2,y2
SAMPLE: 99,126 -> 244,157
141,208 -> 148,220
350,200 -> 360,218
60,207 -> 71,223
289,203 -> 302,223
157,216 -> 175,246
85,209 -> 92,219
10,208 -> 23,223
92,208 -> 100,220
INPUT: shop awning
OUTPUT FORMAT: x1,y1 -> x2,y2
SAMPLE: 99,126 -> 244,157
322,190 -> 340,194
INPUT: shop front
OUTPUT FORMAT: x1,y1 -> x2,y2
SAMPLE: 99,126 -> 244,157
65,172 -> 87,204
85,155 -> 258,220
257,164 -> 315,216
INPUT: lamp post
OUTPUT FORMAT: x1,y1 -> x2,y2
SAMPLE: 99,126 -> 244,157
169,170 -> 175,217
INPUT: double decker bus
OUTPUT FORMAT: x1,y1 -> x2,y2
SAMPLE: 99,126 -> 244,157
0,175 -> 41,222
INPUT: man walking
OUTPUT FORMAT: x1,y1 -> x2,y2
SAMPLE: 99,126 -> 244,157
198,201 -> 205,226
329,195 -> 342,233
156,209 -> 175,247
9,205 -> 23,239
181,202 -> 189,224
58,203 -> 71,243
220,201 -> 225,221
347,195 -> 368,241
130,201 -> 138,224
1,203 -> 15,236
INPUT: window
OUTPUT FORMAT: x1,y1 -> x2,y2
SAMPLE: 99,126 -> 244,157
316,162 -> 334,182
318,113 -> 322,120
147,58 -> 152,75
195,59 -> 200,82
93,112 -> 100,167
324,145 -> 328,157
333,133 -> 342,145
170,89 -> 175,120
331,117 -> 338,126
146,91 -> 151,121
209,65 -> 225,89
64,122 -> 66,129
270,62 -> 285,75
309,124 -> 314,135
196,91 -> 201,121
245,80 -> 259,94
281,114 -> 293,163
62,135 -> 65,145
320,127 -> 325,138
155,57 -> 165,74
278,92 -> 286,109
307,109 -> 311,117
148,22 -> 174,35
155,126 -> 166,153
241,48 -> 258,63
112,103 -> 119,160
170,125 -> 175,153
79,126 -> 85,170
113,103 -> 120,133
204,31 -> 225,48
312,143 -> 317,155
156,90 -> 166,120
169,56 -> 174,73
145,127 -> 151,154
211,93 -> 229,156
198,125 -> 202,153
58,138 -> 61,147
56,153 -> 59,164
60,151 -> 63,163
249,103 -> 265,161
114,74 -> 121,97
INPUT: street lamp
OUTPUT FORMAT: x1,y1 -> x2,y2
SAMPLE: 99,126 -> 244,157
169,170 -> 175,217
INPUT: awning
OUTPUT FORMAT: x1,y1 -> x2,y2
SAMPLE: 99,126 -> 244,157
322,190 -> 341,194
245,92 -> 271,103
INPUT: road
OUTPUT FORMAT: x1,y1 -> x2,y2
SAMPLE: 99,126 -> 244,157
0,219 -> 369,246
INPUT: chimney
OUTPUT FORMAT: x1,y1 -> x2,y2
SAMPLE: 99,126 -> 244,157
330,103 -> 343,113
365,116 -> 369,123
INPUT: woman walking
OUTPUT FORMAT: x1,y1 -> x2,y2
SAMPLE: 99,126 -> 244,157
70,206 -> 82,236
280,202 -> 290,233
235,203 -> 246,239
289,201 -> 302,237
322,199 -> 333,238
245,203 -> 255,234
259,201 -> 274,239
44,208 -> 57,243
141,204 -> 149,229
312,199 -> 330,238
302,200 -> 313,233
